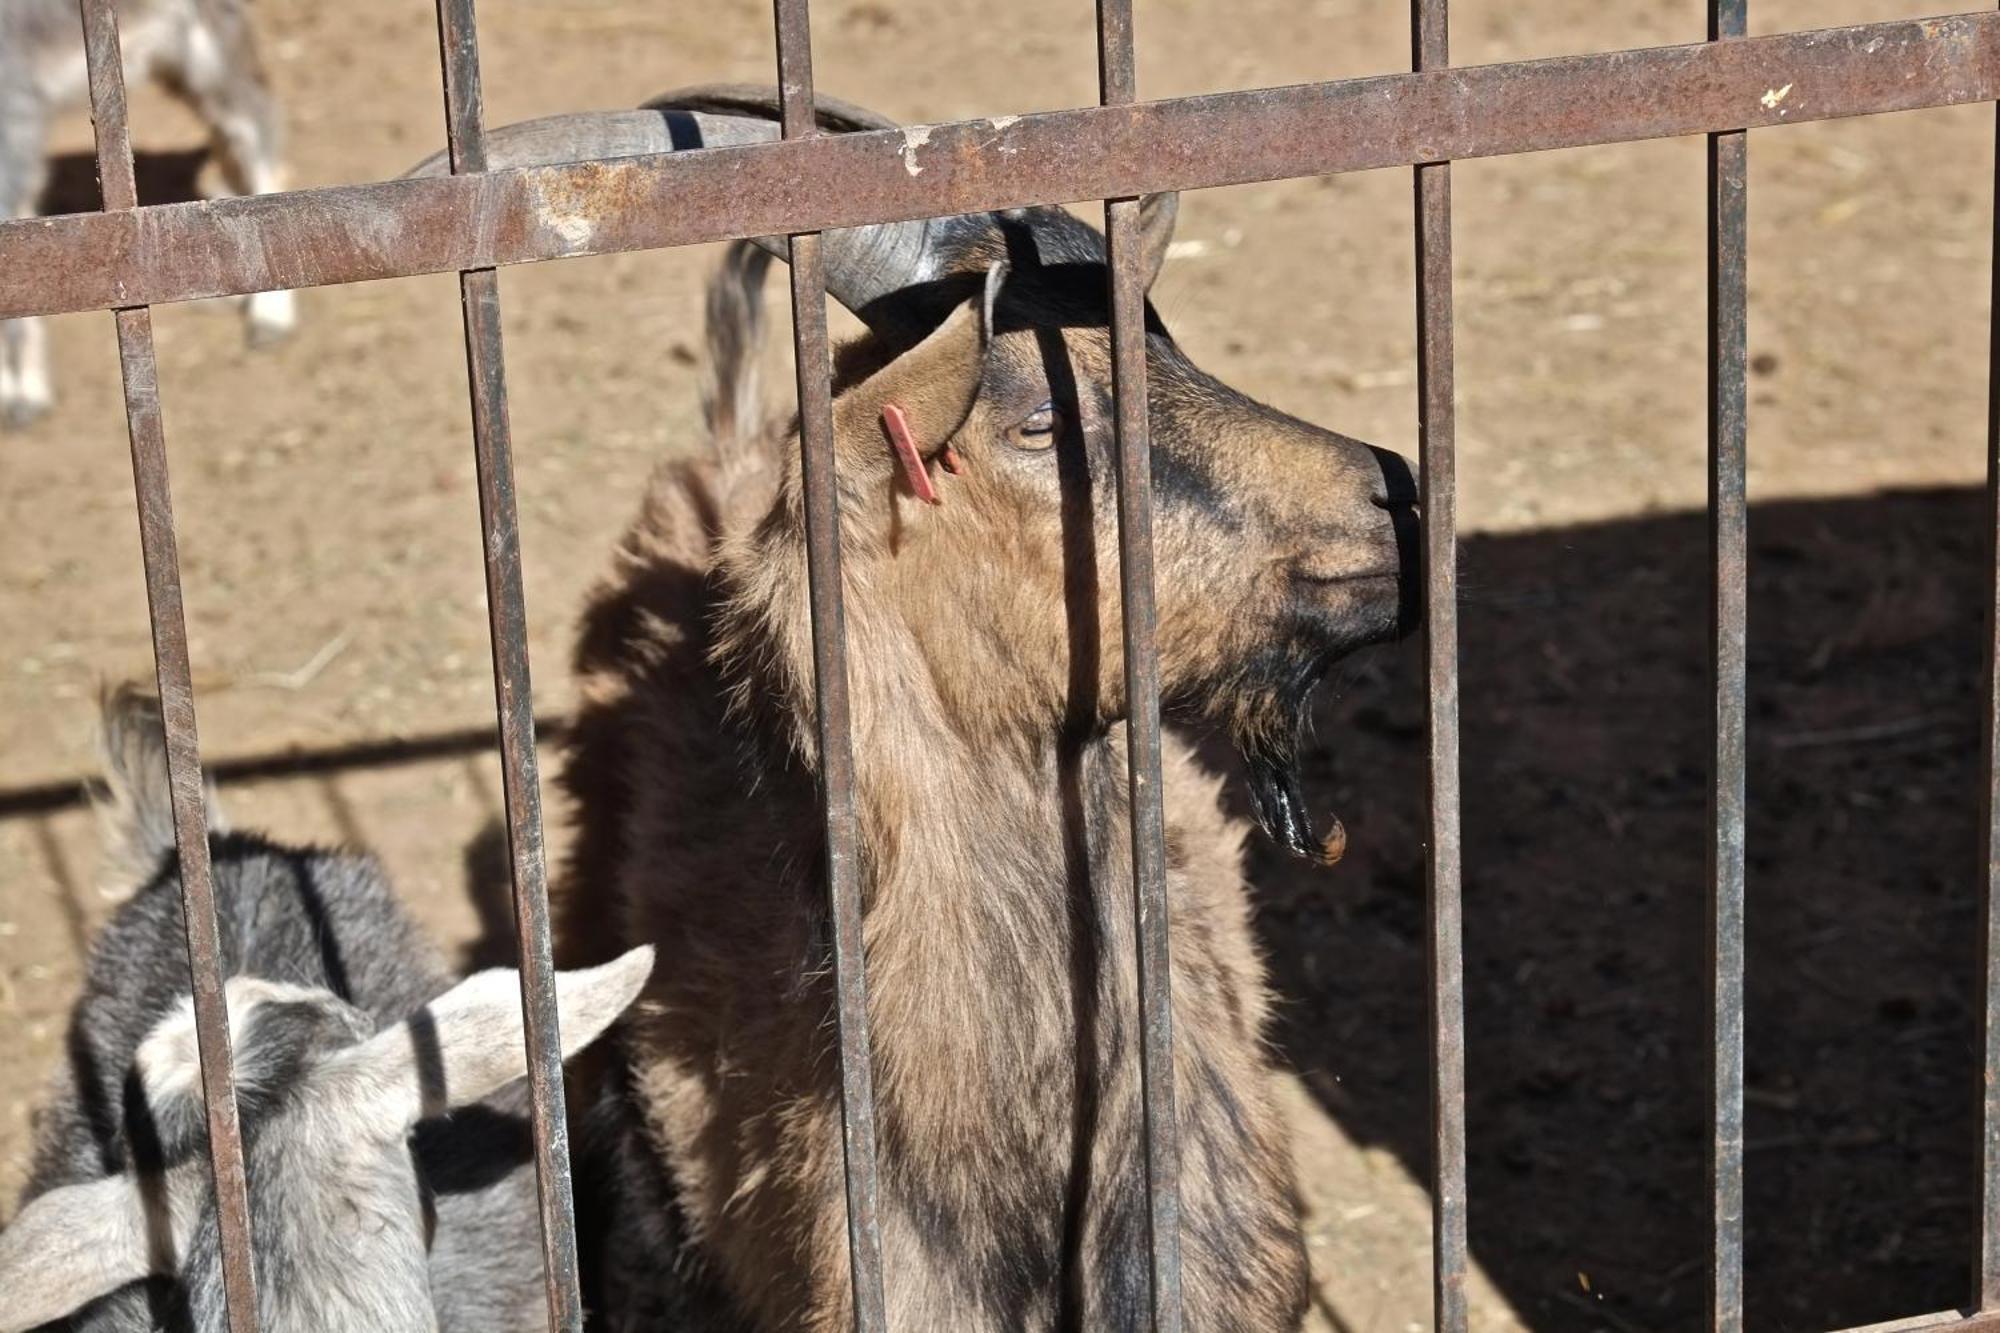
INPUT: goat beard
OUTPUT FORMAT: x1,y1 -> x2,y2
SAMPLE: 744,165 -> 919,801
1232,656 -> 1347,867
1242,737 -> 1347,866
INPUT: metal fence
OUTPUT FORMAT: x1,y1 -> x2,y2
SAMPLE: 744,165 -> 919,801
4,1 -> 2000,1331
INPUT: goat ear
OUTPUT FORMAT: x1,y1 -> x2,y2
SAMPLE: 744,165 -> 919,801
330,946 -> 654,1127
90,682 -> 229,891
0,1165 -> 203,1332
833,284 -> 991,466
1137,192 -> 1178,291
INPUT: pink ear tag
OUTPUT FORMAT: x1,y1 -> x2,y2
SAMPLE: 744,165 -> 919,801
881,402 -> 942,505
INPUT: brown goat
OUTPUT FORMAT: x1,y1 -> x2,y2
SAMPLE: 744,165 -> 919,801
518,88 -> 1418,1333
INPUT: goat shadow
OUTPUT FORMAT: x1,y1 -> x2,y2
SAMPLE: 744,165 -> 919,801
459,818 -> 525,975
36,147 -> 210,216
1235,484 -> 1990,1333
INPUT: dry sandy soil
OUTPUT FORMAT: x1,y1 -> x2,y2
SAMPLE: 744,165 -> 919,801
2,0 -> 1997,1329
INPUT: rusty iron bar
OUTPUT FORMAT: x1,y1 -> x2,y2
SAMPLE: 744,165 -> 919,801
14,4 -> 1997,1329
1411,3 -> 1466,1331
1097,0 -> 1183,1326
1983,15 -> 2000,1313
76,2 -> 260,1330
4,13 -> 1996,322
771,0 -> 889,1328
431,0 -> 583,1326
1706,2 -> 1750,1331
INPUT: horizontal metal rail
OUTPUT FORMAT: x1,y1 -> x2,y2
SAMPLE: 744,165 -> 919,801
1,12 -> 1995,321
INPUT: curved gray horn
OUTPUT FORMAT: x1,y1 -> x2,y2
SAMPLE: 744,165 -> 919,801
403,91 -> 945,324
643,87 -> 945,319
403,107 -> 780,180
640,83 -> 900,134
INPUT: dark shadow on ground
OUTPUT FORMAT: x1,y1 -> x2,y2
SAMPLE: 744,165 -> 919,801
459,818 -> 527,974
1247,485 -> 1988,1332
0,718 -> 569,820
37,148 -> 212,216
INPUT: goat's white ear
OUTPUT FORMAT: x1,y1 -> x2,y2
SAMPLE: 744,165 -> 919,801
0,1164 -> 203,1333
333,946 -> 654,1127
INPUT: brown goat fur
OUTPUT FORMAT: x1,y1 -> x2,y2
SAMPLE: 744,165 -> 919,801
559,201 -> 1413,1330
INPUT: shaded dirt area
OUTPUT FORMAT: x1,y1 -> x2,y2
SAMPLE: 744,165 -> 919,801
1251,487 -> 1993,1331
2,0 -> 1998,1329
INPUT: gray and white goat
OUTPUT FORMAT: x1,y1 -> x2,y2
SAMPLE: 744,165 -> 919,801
0,0 -> 296,427
0,688 -> 653,1332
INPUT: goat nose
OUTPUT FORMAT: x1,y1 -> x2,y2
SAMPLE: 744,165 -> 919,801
1367,446 -> 1418,510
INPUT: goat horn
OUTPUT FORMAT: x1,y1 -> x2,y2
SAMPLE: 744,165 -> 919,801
402,89 -> 944,327
641,87 -> 943,322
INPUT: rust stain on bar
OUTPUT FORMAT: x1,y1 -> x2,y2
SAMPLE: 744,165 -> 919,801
432,0 -> 583,1327
78,1 -> 261,1329
4,13 -> 1997,321
1706,3 -> 1749,1332
1411,3 -> 1466,1331
772,2 -> 890,1329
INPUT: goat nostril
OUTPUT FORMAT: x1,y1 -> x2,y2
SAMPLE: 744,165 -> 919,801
1365,446 -> 1420,509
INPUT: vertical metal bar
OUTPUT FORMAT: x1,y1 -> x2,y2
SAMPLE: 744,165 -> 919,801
76,3 -> 259,1330
770,4 -> 889,1329
1411,2 -> 1467,1330
1980,23 -> 2000,1311
431,3 -> 581,1328
1707,3 -> 1750,1331
1097,2 -> 1183,1328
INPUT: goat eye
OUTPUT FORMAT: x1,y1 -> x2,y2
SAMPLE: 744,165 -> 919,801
1012,402 -> 1059,450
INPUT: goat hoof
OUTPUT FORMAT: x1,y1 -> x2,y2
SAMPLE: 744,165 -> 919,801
244,290 -> 298,350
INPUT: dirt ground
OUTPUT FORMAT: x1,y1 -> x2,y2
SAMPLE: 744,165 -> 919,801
2,0 -> 1996,1329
